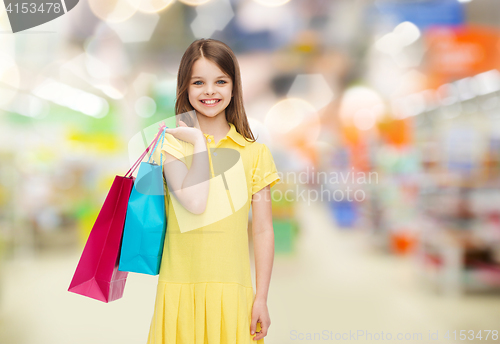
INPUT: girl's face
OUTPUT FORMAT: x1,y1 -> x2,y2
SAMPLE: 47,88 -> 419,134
188,57 -> 233,120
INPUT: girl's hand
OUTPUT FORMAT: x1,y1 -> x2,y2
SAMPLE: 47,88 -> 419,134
158,120 -> 204,145
250,298 -> 270,341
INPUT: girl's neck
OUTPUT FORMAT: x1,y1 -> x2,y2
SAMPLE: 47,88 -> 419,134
197,113 -> 231,142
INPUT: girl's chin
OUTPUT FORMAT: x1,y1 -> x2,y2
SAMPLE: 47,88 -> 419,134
196,110 -> 224,118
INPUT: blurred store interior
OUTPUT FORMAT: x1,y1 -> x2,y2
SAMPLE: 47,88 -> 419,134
2,0 -> 500,343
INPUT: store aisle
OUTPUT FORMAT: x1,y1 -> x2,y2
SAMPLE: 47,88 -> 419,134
1,198 -> 500,344
0,248 -> 159,344
265,198 -> 500,343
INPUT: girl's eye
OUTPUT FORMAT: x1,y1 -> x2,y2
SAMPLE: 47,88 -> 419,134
193,80 -> 227,85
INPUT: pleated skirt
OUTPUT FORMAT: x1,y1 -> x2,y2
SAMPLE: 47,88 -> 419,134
147,281 -> 264,344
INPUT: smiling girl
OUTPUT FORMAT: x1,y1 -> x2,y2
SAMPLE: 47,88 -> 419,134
147,39 -> 280,344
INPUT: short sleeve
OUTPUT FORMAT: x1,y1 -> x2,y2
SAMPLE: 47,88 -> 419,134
252,144 -> 281,195
159,133 -> 188,166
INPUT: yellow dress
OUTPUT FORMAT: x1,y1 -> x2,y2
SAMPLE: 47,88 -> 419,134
147,122 -> 280,344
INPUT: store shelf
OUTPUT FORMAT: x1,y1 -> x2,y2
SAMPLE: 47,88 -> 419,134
417,226 -> 500,296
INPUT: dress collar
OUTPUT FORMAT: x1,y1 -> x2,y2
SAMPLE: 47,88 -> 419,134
203,122 -> 247,147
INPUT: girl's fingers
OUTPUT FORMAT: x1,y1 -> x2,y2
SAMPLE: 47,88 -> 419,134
250,317 -> 258,335
252,320 -> 269,341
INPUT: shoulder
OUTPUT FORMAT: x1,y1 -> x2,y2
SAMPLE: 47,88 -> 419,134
243,140 -> 274,164
242,140 -> 266,156
243,138 -> 271,150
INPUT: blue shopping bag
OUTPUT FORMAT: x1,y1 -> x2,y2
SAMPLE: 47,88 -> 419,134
118,128 -> 167,275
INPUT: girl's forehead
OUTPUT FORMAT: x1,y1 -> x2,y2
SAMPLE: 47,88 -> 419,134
191,58 -> 228,77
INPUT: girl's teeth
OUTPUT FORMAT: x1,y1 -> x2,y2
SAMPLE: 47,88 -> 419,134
203,100 -> 219,104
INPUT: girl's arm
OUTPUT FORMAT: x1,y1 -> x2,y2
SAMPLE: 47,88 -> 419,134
163,134 -> 210,215
250,184 -> 274,340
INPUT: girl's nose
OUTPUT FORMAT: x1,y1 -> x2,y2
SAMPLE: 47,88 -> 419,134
204,85 -> 215,95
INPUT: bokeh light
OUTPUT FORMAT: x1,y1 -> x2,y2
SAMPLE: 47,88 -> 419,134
105,11 -> 161,43
253,0 -> 291,7
265,98 -> 321,146
32,78 -> 109,118
135,96 -> 157,118
339,86 -> 386,127
191,0 -> 234,39
287,73 -> 335,111
138,0 -> 175,13
0,53 -> 20,108
88,0 -> 141,23
375,21 -> 421,55
178,0 -> 211,6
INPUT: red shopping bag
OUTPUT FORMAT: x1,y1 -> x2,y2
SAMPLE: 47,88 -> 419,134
68,129 -> 165,303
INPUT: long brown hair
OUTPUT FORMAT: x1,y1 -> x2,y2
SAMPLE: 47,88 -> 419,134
175,38 -> 256,143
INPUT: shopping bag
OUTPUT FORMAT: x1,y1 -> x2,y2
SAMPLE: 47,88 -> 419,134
68,129 -> 165,302
118,128 -> 167,275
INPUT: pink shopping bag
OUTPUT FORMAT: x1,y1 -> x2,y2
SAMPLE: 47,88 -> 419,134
68,129 -> 165,302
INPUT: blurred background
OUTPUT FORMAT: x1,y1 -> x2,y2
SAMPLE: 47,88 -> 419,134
2,0 -> 500,343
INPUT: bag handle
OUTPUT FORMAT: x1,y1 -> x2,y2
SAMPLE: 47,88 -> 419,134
147,127 -> 167,165
159,128 -> 166,167
125,127 -> 166,178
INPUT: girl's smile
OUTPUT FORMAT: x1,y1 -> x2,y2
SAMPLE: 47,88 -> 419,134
200,98 -> 222,106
